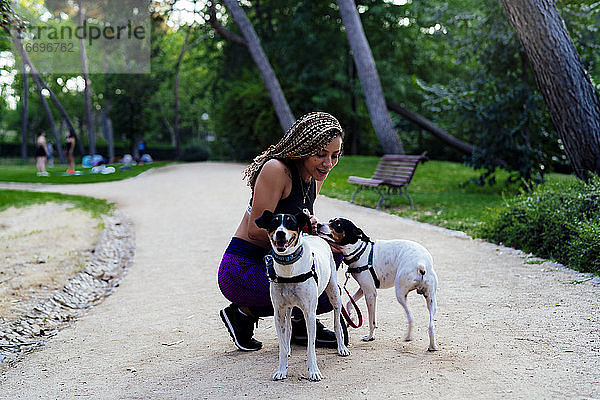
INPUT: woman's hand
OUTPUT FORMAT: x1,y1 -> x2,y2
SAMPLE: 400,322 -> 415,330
309,215 -> 318,234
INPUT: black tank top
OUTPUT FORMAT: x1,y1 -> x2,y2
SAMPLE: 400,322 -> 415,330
249,160 -> 316,216
274,162 -> 316,215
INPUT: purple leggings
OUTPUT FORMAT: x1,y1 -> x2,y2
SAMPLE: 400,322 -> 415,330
218,237 -> 342,318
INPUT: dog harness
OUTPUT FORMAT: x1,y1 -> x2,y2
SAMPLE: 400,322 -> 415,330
344,241 -> 380,288
264,247 -> 319,285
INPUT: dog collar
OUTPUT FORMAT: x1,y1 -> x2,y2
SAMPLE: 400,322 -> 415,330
264,253 -> 319,285
269,245 -> 304,265
345,242 -> 380,288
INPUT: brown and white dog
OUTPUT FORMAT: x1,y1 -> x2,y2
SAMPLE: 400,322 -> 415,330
317,217 -> 438,351
255,210 -> 350,381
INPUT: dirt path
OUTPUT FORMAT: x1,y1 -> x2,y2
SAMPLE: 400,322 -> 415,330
0,162 -> 598,399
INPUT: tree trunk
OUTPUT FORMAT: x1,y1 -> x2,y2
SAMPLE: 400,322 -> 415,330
386,100 -> 475,155
221,0 -> 295,132
78,0 -> 95,155
102,54 -> 114,162
31,75 -> 63,164
10,30 -> 84,155
337,0 -> 404,154
102,104 -> 114,162
11,32 -> 64,163
349,63 -> 358,155
500,0 -> 600,180
173,29 -> 191,161
20,62 -> 28,160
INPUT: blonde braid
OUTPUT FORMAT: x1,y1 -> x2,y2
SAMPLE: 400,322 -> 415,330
242,112 -> 344,189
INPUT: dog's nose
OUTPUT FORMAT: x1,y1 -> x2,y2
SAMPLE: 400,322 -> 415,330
275,231 -> 287,241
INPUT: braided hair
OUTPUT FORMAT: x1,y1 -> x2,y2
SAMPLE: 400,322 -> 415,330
242,112 -> 344,189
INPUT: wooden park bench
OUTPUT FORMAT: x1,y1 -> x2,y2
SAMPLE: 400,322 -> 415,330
348,154 -> 428,210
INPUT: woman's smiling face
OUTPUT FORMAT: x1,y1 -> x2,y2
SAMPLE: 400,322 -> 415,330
300,135 -> 343,182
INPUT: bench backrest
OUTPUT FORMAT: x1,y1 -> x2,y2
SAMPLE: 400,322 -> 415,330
372,154 -> 427,187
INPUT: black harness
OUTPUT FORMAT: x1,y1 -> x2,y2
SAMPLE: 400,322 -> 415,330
344,241 -> 380,288
264,246 -> 319,285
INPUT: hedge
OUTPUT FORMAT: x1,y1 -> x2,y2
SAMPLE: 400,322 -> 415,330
482,176 -> 600,274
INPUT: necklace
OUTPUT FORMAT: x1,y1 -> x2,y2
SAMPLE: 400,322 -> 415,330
299,175 -> 313,207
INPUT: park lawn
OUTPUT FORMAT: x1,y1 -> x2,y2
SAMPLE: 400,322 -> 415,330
0,189 -> 113,218
0,161 -> 172,185
320,155 -> 575,237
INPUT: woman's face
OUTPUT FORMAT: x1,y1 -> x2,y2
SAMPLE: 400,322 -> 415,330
301,135 -> 343,182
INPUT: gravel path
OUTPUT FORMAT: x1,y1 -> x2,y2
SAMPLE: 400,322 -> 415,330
0,162 -> 598,399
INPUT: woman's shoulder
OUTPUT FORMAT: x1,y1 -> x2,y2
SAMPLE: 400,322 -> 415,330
255,159 -> 294,191
260,158 -> 292,178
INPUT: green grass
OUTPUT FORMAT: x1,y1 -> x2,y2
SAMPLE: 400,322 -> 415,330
321,155 -> 576,237
0,160 -> 172,184
0,189 -> 114,218
0,158 -> 170,219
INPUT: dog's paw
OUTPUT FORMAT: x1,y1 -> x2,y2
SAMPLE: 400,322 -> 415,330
308,367 -> 323,382
428,345 -> 438,352
404,335 -> 412,342
273,369 -> 287,381
362,335 -> 375,342
338,345 -> 350,357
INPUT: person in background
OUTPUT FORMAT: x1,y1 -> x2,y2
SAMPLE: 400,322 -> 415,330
65,130 -> 76,175
35,131 -> 49,177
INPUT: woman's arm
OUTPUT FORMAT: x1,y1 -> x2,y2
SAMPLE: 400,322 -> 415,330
246,159 -> 291,242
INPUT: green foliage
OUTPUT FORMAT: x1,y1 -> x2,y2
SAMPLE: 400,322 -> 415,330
148,23 -> 217,147
417,0 -> 565,185
481,176 -> 600,274
321,155 -> 522,234
212,75 -> 279,161
181,143 -> 210,162
559,0 -> 600,83
324,156 -> 597,273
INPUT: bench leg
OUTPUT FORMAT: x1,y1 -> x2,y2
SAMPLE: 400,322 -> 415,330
400,188 -> 414,209
351,186 -> 362,204
376,191 -> 385,210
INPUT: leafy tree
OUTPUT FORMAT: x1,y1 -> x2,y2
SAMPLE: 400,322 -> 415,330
220,0 -> 295,132
501,0 -> 600,181
413,0 -> 564,184
337,0 -> 404,154
149,9 -> 217,154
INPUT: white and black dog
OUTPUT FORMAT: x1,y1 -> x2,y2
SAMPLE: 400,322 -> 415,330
317,218 -> 438,351
255,210 -> 350,381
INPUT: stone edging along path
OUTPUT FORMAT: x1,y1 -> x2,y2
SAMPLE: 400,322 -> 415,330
0,211 -> 135,367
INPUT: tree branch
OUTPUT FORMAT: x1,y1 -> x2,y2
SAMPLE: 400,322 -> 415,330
386,100 -> 474,155
207,1 -> 247,47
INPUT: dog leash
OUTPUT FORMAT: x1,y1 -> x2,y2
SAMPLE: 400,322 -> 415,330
340,274 -> 363,328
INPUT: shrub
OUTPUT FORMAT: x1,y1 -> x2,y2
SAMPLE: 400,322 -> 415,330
181,143 -> 210,162
481,176 -> 600,274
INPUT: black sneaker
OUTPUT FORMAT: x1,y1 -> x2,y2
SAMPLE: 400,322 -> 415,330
291,317 -> 348,348
220,304 -> 262,351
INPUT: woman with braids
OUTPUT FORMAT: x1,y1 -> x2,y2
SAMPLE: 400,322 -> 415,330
218,112 -> 347,351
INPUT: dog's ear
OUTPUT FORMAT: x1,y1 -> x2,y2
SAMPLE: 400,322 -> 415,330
294,212 -> 311,232
354,227 -> 371,242
255,210 -> 274,229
